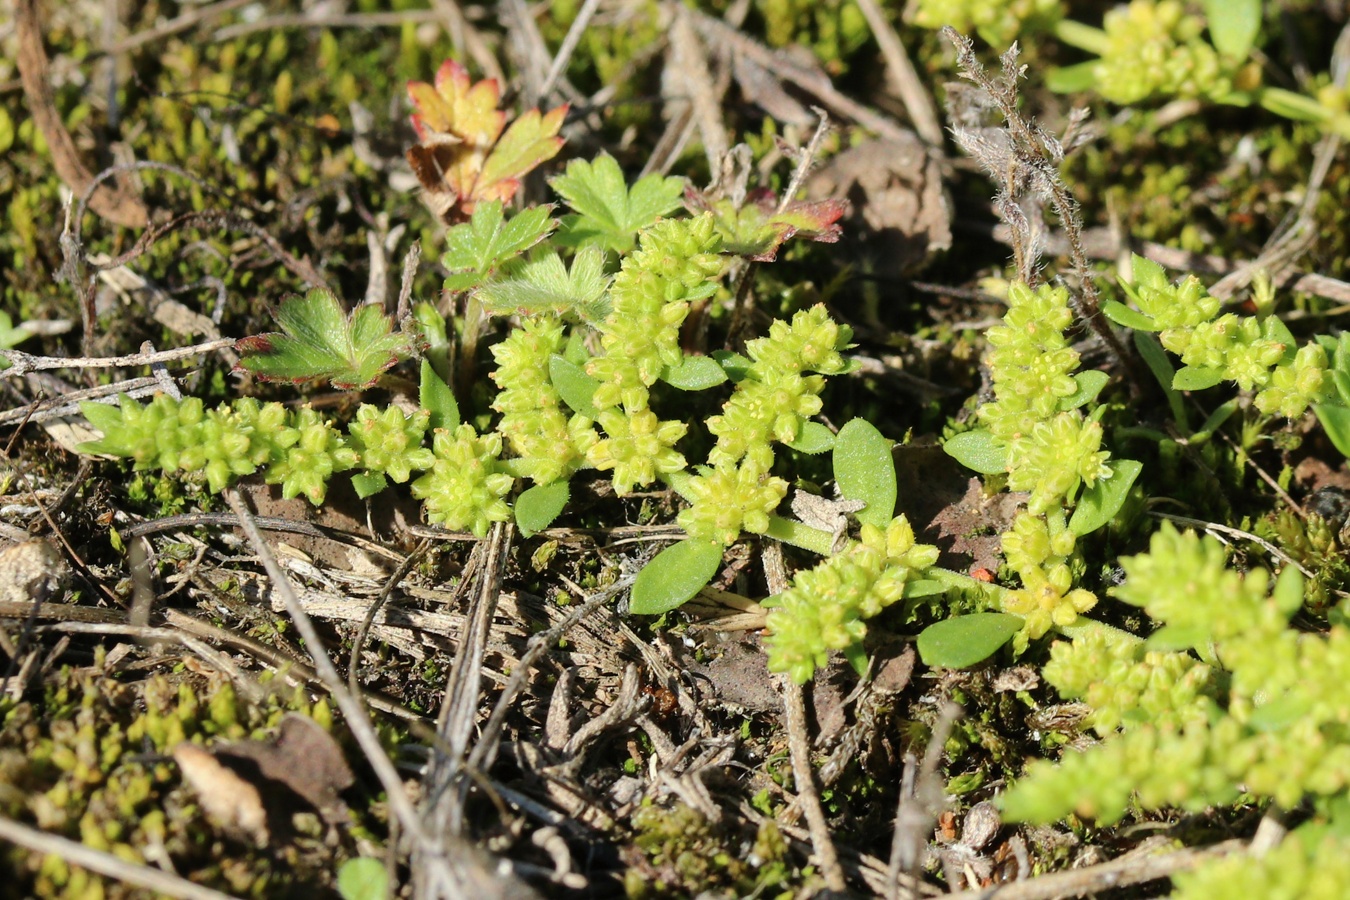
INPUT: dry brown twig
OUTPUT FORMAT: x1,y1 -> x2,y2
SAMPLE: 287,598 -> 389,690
853,0 -> 944,146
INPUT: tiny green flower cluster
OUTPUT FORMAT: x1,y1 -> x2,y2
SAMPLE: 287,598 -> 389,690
587,214 -> 724,413
490,316 -> 596,485
79,395 -> 358,505
346,405 -> 435,485
410,424 -> 514,537
706,305 -> 852,471
676,305 -> 849,546
1129,267 -> 1331,417
998,510 -> 1096,644
764,516 -> 939,684
910,0 -> 1063,48
677,458 -> 789,546
1002,523 -> 1350,824
1091,0 -> 1233,105
1042,630 -> 1214,734
584,214 -> 723,494
975,281 -> 1107,635
1171,832 -> 1350,900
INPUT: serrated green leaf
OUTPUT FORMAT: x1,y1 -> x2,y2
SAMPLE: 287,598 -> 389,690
551,154 -> 685,253
943,429 -> 1008,476
337,858 -> 388,900
477,247 -> 611,322
441,202 -> 556,293
1069,459 -> 1143,536
833,418 -> 896,529
549,354 -> 599,417
1173,366 -> 1225,391
1061,370 -> 1110,410
516,480 -> 570,537
1204,0 -> 1261,59
917,613 -> 1023,668
235,288 -> 414,390
660,355 -> 727,391
630,539 -> 723,615
1101,299 -> 1158,331
786,422 -> 835,454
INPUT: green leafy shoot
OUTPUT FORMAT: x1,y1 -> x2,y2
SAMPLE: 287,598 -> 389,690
476,246 -> 611,322
235,288 -> 415,390
442,202 -> 557,293
630,539 -> 724,616
550,154 -> 685,254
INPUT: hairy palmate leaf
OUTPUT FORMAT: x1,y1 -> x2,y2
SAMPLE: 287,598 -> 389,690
685,185 -> 846,262
235,288 -> 415,390
406,59 -> 567,223
550,154 -> 686,254
476,246 -> 611,322
442,202 -> 556,293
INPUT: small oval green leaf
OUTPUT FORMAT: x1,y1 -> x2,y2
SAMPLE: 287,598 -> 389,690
1069,458 -> 1143,536
515,480 -> 570,538
420,359 -> 460,432
1204,0 -> 1261,59
337,858 -> 388,900
711,350 -> 753,382
1101,299 -> 1158,331
786,421 -> 834,454
916,613 -> 1023,669
549,354 -> 600,417
1316,403 -> 1350,457
660,355 -> 728,390
630,539 -> 723,616
1173,366 -> 1225,391
351,471 -> 389,500
833,418 -> 896,528
942,429 -> 1008,476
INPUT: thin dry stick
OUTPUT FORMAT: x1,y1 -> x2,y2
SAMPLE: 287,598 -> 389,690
466,574 -> 635,774
888,702 -> 960,900
853,0 -> 944,146
222,489 -> 432,851
539,0 -> 602,99
14,0 -> 147,228
0,814 -> 240,900
780,676 -> 847,892
937,838 -> 1247,900
348,542 -> 429,698
428,521 -> 514,835
213,9 -> 443,40
109,0 -> 254,53
0,339 -> 235,378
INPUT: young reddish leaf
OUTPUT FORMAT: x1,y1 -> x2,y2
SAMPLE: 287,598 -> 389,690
406,59 -> 566,223
235,288 -> 414,390
685,185 -> 847,261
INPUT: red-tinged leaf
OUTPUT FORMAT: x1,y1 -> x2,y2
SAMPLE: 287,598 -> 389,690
235,288 -> 415,391
476,105 -> 568,204
406,60 -> 567,223
685,185 -> 849,261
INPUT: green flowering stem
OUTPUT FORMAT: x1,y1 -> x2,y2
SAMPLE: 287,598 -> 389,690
921,566 -> 1143,647
761,514 -> 840,557
663,471 -> 840,556
1052,19 -> 1109,55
